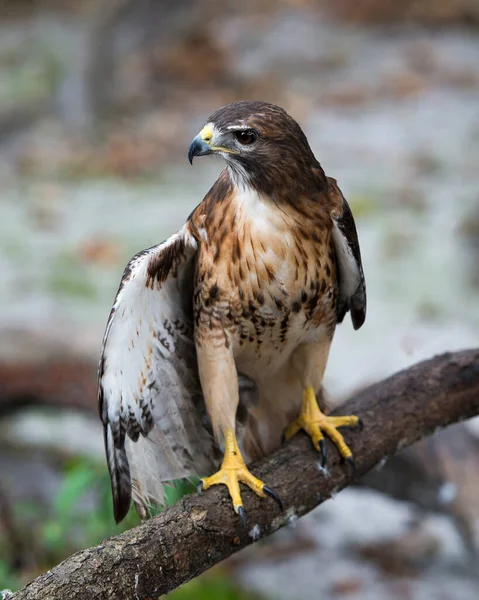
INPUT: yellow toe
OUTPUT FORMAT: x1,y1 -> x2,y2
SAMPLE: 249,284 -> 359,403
286,386 -> 361,461
201,429 -> 280,519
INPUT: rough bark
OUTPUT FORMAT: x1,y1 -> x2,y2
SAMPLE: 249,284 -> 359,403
10,349 -> 479,600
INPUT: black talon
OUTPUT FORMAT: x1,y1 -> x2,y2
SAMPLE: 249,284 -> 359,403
319,438 -> 327,467
281,430 -> 286,444
237,506 -> 247,528
345,456 -> 356,476
263,486 -> 284,512
197,480 -> 204,495
357,418 -> 364,432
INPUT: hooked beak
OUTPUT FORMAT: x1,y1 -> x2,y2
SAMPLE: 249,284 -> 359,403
188,135 -> 213,165
188,124 -> 239,165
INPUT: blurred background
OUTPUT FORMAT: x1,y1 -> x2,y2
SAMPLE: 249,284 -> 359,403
1,0 -> 479,597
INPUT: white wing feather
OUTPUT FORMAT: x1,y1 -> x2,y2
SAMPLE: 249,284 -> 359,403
99,226 -> 216,522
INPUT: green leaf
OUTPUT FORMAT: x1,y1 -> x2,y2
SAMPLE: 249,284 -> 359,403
0,559 -> 20,592
168,574 -> 264,600
41,521 -> 63,552
53,466 -> 97,517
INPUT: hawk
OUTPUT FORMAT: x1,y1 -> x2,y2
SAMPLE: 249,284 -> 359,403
99,101 -> 366,526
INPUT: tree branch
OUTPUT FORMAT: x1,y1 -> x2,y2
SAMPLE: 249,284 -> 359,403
0,360 -> 97,417
11,349 -> 479,600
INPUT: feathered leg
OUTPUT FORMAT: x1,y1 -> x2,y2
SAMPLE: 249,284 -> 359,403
196,341 -> 282,526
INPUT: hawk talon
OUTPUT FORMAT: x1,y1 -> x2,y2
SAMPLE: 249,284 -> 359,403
197,480 -> 204,495
263,486 -> 284,511
237,506 -> 247,528
345,456 -> 356,476
357,418 -> 364,432
319,438 -> 327,467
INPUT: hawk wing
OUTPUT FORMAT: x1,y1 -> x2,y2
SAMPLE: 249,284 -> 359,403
98,226 -> 216,523
329,179 -> 367,330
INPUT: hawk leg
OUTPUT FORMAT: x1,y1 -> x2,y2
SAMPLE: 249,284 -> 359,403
199,429 -> 283,526
284,385 -> 362,469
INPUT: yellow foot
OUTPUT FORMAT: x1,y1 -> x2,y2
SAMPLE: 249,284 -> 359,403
198,429 -> 283,527
284,386 -> 362,470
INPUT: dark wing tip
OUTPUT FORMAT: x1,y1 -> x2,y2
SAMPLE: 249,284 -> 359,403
111,452 -> 132,523
351,308 -> 366,330
113,489 -> 132,524
351,286 -> 366,330
105,423 -> 132,524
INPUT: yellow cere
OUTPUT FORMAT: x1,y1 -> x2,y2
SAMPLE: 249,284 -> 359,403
199,124 -> 239,155
199,125 -> 213,143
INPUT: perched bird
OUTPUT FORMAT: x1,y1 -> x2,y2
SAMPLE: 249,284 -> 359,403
98,101 -> 366,525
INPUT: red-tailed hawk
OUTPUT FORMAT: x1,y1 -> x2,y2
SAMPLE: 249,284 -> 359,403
99,101 -> 366,526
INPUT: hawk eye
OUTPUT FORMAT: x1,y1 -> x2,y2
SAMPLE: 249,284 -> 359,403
233,130 -> 257,145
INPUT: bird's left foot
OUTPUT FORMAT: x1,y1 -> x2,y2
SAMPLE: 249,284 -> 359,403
198,429 -> 283,527
284,386 -> 362,469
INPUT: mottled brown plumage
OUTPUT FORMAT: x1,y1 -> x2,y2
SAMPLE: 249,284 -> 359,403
99,101 -> 366,524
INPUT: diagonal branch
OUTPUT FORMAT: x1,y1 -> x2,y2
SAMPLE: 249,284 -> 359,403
11,349 -> 479,600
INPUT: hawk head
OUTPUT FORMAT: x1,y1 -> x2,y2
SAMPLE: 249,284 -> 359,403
188,101 -> 323,194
